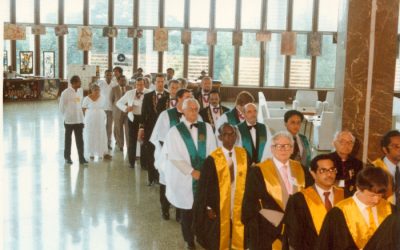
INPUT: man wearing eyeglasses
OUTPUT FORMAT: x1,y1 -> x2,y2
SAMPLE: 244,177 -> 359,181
315,166 -> 394,250
328,131 -> 363,197
373,130 -> 400,210
242,131 -> 306,250
283,154 -> 344,250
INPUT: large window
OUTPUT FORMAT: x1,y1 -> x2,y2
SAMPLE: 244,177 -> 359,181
239,33 -> 260,86
65,0 -> 84,24
90,0 -> 108,25
41,28 -> 59,77
3,0 -> 10,23
89,28 -> 108,76
289,34 -> 311,88
139,0 -> 158,27
16,28 -> 35,74
114,0 -> 133,26
114,29 -> 133,78
16,0 -> 34,23
190,0 -> 210,28
188,31 -> 208,80
41,0 -> 58,24
318,0 -> 339,32
292,0 -> 314,31
241,0 -> 262,30
138,30 -> 158,73
265,33 -> 285,87
165,0 -> 184,27
214,32 -> 234,85
267,0 -> 288,30
4,41 -> 11,71
65,28 -> 83,76
164,30 -> 183,78
316,35 -> 336,88
215,0 -> 235,29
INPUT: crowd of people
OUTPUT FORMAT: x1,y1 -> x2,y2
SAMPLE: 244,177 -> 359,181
59,67 -> 400,250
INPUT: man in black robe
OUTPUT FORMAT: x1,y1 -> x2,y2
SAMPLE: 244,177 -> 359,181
199,90 -> 229,131
283,154 -> 344,250
364,211 -> 400,250
194,123 -> 251,250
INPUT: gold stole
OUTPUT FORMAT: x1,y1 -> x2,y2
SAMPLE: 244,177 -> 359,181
301,186 -> 344,234
372,158 -> 394,204
336,198 -> 392,249
256,159 -> 305,250
211,147 -> 248,250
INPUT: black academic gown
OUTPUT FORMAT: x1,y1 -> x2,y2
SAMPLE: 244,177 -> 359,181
241,167 -> 285,250
364,211 -> 400,250
199,105 -> 229,131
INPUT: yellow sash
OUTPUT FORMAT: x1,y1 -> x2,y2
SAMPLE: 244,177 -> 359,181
211,147 -> 248,250
336,198 -> 392,249
372,158 -> 394,204
257,159 -> 305,210
301,186 -> 344,234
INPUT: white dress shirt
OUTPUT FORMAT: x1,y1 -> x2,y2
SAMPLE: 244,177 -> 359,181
210,104 -> 221,123
59,87 -> 84,124
315,184 -> 334,205
353,191 -> 379,226
246,122 -> 257,147
273,157 -> 294,194
116,88 -> 149,122
97,79 -> 117,111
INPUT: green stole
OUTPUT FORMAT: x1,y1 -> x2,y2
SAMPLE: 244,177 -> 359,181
167,108 -> 180,127
237,122 -> 267,163
226,109 -> 240,125
176,121 -> 207,195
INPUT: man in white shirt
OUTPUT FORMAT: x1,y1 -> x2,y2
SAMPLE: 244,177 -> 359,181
194,76 -> 213,109
116,77 -> 149,168
97,69 -> 117,149
59,75 -> 88,165
164,98 -> 217,249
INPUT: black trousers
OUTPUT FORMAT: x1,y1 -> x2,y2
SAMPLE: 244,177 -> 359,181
160,184 -> 170,213
64,123 -> 85,161
180,208 -> 194,245
128,115 -> 141,167
142,142 -> 159,183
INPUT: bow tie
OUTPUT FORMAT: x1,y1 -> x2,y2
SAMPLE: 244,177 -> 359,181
247,124 -> 256,130
157,93 -> 163,99
213,107 -> 220,114
190,123 -> 198,129
136,92 -> 143,98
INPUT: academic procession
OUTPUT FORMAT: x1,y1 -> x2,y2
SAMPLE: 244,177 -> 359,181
3,0 -> 400,250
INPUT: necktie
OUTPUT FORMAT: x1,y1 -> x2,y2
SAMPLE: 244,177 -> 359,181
366,206 -> 377,238
395,166 -> 400,209
213,107 -> 220,114
323,191 -> 332,211
281,165 -> 292,194
190,123 -> 198,129
228,152 -> 234,183
291,136 -> 300,161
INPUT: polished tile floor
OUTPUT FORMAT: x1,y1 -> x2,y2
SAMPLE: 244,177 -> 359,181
2,100 -> 194,250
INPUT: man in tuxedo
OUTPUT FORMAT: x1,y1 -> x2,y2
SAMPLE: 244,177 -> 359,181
141,73 -> 170,185
236,103 -> 270,164
156,79 -> 181,113
111,75 -> 132,151
373,130 -> 400,209
194,76 -> 213,109
116,77 -> 149,168
199,90 -> 229,131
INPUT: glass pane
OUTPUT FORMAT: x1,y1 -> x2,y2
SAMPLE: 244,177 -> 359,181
41,0 -> 58,24
214,32 -> 234,85
318,0 -> 339,31
16,28 -> 35,74
90,0 -> 108,25
138,30 -> 158,73
3,0 -> 10,23
188,31 -> 208,80
267,0 -> 288,30
164,30 -> 183,78
41,28 -> 59,77
316,35 -> 336,88
289,34 -> 311,87
292,0 -> 313,31
115,0 -> 133,25
16,0 -> 34,23
165,0 -> 184,27
265,33 -> 285,87
215,0 -> 235,29
241,0 -> 262,29
139,0 -> 159,27
65,28 -> 83,76
65,0 -> 84,24
4,41 -> 11,71
115,29 -> 134,79
89,28 -> 109,77
239,33 -> 260,86
395,59 -> 400,91
190,0 -> 210,28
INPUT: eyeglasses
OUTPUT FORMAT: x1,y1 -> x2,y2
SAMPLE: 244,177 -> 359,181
272,144 -> 293,150
317,168 -> 337,174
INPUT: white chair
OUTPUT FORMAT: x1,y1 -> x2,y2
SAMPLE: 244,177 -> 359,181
268,108 -> 288,118
266,101 -> 286,109
265,118 -> 287,134
322,92 -> 335,112
292,90 -> 323,115
312,111 -> 335,151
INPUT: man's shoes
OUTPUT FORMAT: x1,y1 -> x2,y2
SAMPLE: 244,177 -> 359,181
185,242 -> 196,250
80,159 -> 89,165
162,212 -> 170,220
65,159 -> 73,164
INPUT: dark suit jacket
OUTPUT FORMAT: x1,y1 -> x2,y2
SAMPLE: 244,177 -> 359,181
199,105 -> 229,130
141,90 -> 169,140
110,85 -> 132,119
193,89 -> 209,110
156,95 -> 174,114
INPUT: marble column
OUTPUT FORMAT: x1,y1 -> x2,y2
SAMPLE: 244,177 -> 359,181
334,0 -> 399,162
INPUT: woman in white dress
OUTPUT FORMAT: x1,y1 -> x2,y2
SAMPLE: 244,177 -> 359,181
82,84 -> 112,160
